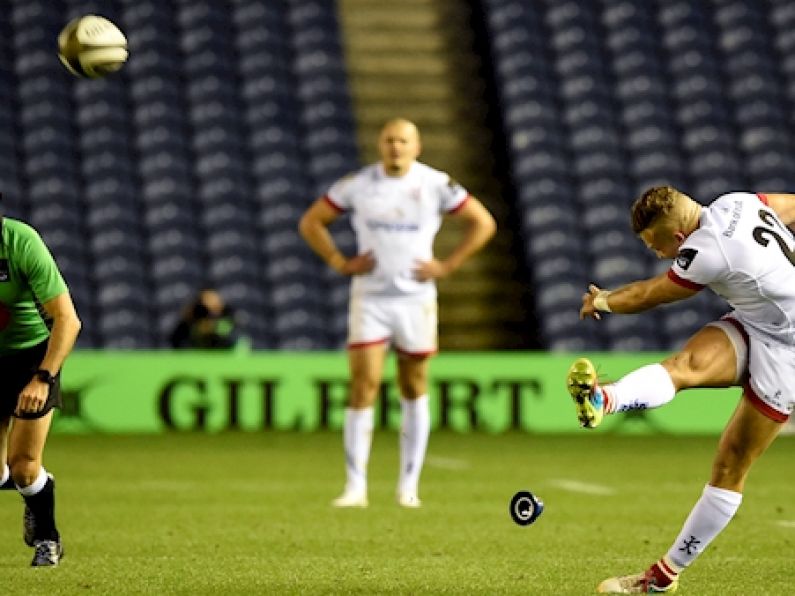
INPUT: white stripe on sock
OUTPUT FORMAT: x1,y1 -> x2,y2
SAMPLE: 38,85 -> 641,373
17,467 -> 49,497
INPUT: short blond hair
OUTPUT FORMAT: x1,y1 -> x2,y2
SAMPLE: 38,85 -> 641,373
630,186 -> 690,234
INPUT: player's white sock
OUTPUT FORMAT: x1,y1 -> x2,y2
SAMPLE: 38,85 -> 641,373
665,484 -> 742,569
16,466 -> 49,496
398,395 -> 430,497
0,463 -> 9,485
603,364 -> 676,414
343,407 -> 373,494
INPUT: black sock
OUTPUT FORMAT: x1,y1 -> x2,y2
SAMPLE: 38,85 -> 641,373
22,477 -> 59,542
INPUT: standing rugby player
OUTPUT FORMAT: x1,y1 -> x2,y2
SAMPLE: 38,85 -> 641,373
300,118 -> 495,508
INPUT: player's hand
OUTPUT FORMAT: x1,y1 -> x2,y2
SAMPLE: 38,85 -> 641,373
413,258 -> 451,281
580,284 -> 603,321
338,251 -> 376,276
15,379 -> 50,416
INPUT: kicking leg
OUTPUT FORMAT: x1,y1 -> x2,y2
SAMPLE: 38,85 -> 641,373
567,324 -> 741,427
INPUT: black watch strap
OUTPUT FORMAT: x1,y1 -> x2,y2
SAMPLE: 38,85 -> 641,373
34,369 -> 56,386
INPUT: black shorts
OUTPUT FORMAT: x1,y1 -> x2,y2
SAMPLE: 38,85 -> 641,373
0,340 -> 61,420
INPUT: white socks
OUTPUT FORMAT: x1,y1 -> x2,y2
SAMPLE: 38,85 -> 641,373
0,463 -> 9,485
16,466 -> 49,497
399,395 -> 430,497
342,397 -> 430,499
604,364 -> 676,414
343,407 -> 373,494
666,484 -> 743,569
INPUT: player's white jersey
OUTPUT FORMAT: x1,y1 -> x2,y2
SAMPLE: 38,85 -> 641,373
324,161 -> 470,297
669,192 -> 795,346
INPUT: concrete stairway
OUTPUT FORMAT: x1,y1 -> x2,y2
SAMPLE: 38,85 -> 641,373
336,0 -> 533,349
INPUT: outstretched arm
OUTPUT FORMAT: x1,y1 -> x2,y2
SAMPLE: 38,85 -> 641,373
581,271 -> 699,320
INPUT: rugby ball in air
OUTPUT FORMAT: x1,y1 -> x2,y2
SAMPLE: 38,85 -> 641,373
57,15 -> 128,78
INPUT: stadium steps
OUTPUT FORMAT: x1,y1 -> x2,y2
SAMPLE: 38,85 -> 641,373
336,0 -> 533,350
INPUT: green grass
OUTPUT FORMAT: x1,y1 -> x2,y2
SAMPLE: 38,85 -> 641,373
2,431 -> 794,594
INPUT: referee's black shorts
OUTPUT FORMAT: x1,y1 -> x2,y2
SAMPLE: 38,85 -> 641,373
0,340 -> 61,420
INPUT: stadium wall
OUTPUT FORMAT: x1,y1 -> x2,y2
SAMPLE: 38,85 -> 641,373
52,352 -> 741,434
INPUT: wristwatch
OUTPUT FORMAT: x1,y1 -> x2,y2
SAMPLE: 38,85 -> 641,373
33,369 -> 56,386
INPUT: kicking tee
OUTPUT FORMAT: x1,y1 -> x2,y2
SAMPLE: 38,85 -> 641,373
0,219 -> 68,354
668,192 -> 795,346
324,161 -> 470,298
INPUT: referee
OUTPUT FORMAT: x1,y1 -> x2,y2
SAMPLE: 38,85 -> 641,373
0,213 -> 81,566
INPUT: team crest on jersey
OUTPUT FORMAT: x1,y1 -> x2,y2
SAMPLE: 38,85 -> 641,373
0,259 -> 9,281
675,248 -> 698,270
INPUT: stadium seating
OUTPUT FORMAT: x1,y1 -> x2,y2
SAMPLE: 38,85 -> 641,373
480,0 -> 795,350
0,0 -> 364,349
3,1 -> 795,350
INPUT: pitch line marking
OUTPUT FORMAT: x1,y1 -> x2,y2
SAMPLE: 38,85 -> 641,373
549,478 -> 616,496
425,455 -> 470,470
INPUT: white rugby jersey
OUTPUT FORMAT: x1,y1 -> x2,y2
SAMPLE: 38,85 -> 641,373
324,161 -> 470,297
668,192 -> 795,346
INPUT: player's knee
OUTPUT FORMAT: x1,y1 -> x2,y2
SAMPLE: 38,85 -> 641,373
349,378 -> 380,407
397,371 -> 427,399
664,350 -> 708,388
8,457 -> 39,488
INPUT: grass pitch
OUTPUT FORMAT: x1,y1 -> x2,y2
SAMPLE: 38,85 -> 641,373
1,431 -> 793,595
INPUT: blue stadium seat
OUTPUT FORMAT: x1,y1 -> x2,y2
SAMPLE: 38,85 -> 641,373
29,202 -> 81,233
99,310 -> 155,349
148,228 -> 202,257
94,256 -> 147,285
151,254 -> 202,284
581,203 -> 628,233
525,227 -> 581,261
593,253 -> 647,288
155,281 -> 198,314
533,254 -> 589,285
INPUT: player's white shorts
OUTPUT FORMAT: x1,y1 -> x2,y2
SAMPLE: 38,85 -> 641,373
348,294 -> 437,356
710,315 -> 795,422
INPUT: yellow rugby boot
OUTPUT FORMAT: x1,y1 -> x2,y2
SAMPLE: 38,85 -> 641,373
565,357 -> 605,428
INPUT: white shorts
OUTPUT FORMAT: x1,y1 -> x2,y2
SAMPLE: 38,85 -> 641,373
710,315 -> 795,422
348,294 -> 437,356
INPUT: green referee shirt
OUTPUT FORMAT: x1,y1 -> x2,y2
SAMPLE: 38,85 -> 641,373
0,218 -> 68,354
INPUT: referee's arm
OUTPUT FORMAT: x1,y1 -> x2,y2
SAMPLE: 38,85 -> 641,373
39,292 -> 81,375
